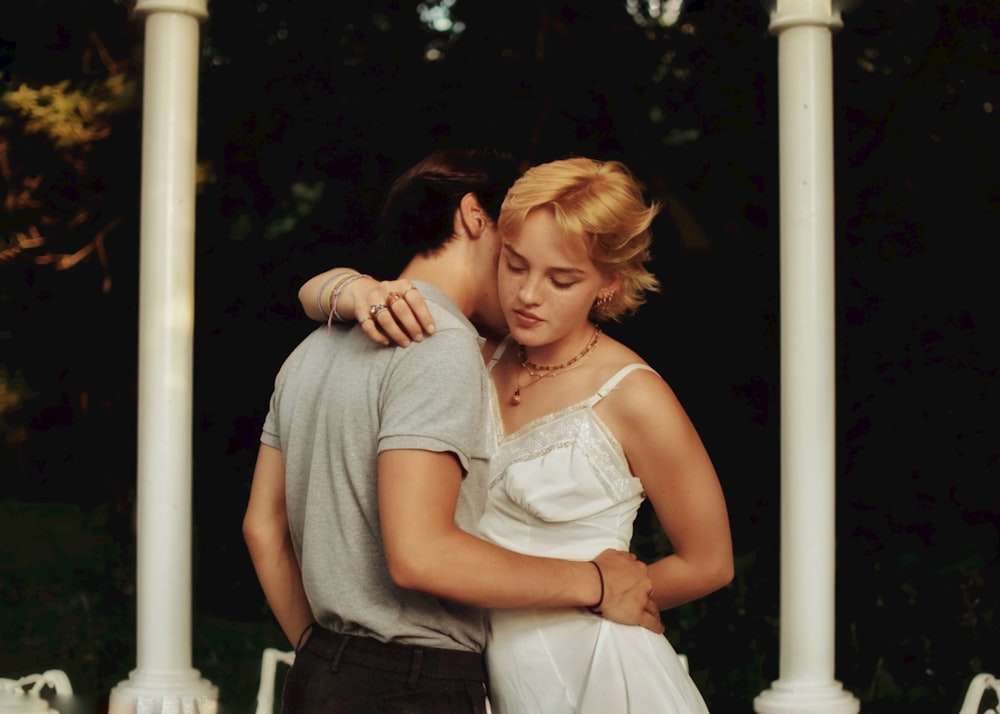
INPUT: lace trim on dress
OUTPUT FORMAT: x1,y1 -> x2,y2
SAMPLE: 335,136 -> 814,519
488,407 -> 643,503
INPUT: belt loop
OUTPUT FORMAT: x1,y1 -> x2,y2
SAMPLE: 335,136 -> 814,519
329,633 -> 350,673
407,648 -> 425,688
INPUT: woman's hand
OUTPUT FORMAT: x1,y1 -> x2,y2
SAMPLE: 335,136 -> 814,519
298,268 -> 436,347
352,279 -> 436,347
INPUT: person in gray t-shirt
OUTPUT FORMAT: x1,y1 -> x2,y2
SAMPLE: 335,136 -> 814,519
243,148 -> 659,713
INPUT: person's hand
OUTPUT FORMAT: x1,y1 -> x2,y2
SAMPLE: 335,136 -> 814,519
352,279 -> 436,347
590,549 -> 663,634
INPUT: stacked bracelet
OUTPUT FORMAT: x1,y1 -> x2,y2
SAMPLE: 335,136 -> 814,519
587,560 -> 605,614
316,270 -> 361,322
330,273 -> 371,324
317,271 -> 357,319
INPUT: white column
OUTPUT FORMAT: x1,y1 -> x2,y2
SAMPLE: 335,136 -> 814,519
754,1 -> 860,712
109,1 -> 217,712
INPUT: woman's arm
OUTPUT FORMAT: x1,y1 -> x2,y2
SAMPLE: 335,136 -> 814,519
607,371 -> 734,611
298,268 -> 436,347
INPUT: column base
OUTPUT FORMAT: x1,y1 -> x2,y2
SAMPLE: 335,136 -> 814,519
754,679 -> 860,714
108,668 -> 217,714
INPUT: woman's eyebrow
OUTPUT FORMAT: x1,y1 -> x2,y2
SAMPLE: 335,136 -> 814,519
501,241 -> 522,257
502,243 -> 586,276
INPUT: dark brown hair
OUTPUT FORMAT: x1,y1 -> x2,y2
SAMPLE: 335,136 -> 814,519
377,148 -> 521,272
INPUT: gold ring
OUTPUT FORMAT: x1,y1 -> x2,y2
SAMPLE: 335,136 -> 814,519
385,291 -> 404,308
370,303 -> 388,318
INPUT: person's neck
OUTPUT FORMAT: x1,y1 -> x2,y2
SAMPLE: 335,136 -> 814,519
399,250 -> 479,323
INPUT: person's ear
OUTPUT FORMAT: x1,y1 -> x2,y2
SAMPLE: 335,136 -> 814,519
458,193 -> 488,239
602,274 -> 623,296
594,274 -> 623,311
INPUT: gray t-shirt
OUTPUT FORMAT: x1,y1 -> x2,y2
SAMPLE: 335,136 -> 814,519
261,282 -> 491,652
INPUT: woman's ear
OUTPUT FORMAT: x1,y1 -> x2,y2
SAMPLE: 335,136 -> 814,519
602,273 -> 623,296
458,192 -> 488,238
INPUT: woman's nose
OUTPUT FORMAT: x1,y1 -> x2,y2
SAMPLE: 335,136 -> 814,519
517,275 -> 541,304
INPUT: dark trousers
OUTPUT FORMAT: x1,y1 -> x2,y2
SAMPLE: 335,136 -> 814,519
281,625 -> 490,714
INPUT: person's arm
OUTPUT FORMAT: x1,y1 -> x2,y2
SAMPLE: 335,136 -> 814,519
298,268 -> 435,347
609,371 -> 735,611
378,448 -> 662,631
243,443 -> 314,647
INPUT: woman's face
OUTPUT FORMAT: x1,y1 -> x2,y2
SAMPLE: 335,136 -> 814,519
498,208 -> 615,350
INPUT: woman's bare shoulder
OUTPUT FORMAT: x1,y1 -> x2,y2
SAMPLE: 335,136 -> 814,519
594,336 -> 685,419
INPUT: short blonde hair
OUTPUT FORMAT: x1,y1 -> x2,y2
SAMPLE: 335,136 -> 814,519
498,157 -> 661,322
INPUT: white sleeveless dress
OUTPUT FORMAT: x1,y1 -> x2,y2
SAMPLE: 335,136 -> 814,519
479,360 -> 710,714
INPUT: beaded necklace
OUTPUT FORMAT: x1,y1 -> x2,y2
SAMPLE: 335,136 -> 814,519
510,325 -> 602,406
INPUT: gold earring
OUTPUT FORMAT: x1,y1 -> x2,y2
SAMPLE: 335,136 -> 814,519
596,292 -> 613,308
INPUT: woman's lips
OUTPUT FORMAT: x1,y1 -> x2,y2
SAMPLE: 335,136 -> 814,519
512,309 -> 542,327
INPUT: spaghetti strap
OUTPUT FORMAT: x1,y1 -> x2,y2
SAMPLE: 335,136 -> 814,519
591,363 -> 658,405
486,336 -> 513,373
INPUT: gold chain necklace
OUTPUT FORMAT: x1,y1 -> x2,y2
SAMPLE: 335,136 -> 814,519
510,325 -> 602,406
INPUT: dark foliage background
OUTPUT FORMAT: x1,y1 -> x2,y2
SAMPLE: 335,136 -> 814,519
1,1 -> 997,712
